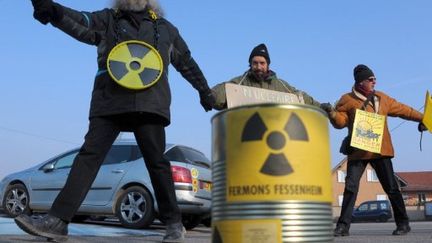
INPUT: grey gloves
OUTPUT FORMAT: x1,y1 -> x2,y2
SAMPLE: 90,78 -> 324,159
320,102 -> 334,114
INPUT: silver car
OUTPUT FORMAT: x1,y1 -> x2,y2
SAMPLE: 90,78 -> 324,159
0,139 -> 212,230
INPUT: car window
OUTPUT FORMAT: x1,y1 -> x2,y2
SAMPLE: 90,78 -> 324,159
380,202 -> 388,210
180,147 -> 210,164
103,145 -> 134,165
165,147 -> 186,162
369,203 -> 378,210
134,145 -> 209,167
54,151 -> 79,169
358,203 -> 369,211
132,146 -> 176,162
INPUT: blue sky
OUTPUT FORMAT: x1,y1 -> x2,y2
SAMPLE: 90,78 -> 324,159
0,0 -> 431,179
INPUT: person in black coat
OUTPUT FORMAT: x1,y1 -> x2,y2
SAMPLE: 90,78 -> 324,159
15,0 -> 215,242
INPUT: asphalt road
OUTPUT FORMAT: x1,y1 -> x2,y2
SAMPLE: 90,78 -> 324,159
333,221 -> 432,243
0,212 -> 211,243
1,211 -> 431,242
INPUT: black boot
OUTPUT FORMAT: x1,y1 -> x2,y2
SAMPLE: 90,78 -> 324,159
14,214 -> 68,242
333,225 -> 350,237
162,222 -> 186,243
392,224 -> 411,235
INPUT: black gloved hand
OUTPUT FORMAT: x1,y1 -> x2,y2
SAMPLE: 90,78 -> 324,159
31,0 -> 63,25
418,122 -> 428,132
31,0 -> 52,10
33,10 -> 51,25
31,0 -> 53,24
199,89 -> 215,112
320,102 -> 334,113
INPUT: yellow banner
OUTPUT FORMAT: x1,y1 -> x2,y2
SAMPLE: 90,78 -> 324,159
423,91 -> 432,133
226,106 -> 332,202
213,219 -> 282,243
351,109 -> 385,153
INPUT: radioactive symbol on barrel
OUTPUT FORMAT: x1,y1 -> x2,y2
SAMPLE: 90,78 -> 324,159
241,112 -> 309,176
107,40 -> 163,90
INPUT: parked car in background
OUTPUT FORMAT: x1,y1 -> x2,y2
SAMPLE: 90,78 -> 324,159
0,139 -> 212,230
352,200 -> 392,223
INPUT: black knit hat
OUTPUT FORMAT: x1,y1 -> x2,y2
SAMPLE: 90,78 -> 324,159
353,64 -> 375,83
249,43 -> 270,64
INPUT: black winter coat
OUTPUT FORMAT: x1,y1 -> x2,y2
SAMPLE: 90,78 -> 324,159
52,5 -> 210,125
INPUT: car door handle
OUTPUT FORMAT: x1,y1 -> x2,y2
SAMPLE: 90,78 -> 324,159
111,169 -> 124,174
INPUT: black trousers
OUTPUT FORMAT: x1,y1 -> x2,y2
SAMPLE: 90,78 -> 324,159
337,158 -> 409,229
49,113 -> 181,225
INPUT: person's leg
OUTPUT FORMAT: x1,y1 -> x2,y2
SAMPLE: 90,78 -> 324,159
133,123 -> 181,224
133,119 -> 184,242
370,158 -> 410,235
49,117 -> 120,221
15,117 -> 120,241
335,159 -> 368,235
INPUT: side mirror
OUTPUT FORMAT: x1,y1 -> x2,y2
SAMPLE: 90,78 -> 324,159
42,163 -> 55,173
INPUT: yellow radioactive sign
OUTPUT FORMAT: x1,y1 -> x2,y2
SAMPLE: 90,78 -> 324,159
107,40 -> 163,90
351,109 -> 385,153
225,106 -> 332,202
191,168 -> 199,178
213,219 -> 282,243
423,91 -> 432,133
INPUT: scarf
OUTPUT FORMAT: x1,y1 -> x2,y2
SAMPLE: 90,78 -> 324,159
354,82 -> 374,97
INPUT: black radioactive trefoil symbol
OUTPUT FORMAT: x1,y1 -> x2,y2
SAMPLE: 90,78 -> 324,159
241,112 -> 309,176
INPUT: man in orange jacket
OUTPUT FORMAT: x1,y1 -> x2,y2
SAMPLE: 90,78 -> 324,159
321,64 -> 426,237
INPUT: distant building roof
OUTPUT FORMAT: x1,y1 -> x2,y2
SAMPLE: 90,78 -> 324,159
331,157 -> 347,173
396,171 -> 432,192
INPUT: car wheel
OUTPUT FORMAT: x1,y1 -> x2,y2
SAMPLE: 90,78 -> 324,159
201,216 -> 211,227
378,215 -> 388,222
182,215 -> 203,230
115,186 -> 154,229
2,184 -> 31,218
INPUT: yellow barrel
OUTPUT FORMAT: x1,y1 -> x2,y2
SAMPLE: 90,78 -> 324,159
211,104 -> 333,243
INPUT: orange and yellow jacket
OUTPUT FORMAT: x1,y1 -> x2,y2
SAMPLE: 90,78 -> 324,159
329,88 -> 423,161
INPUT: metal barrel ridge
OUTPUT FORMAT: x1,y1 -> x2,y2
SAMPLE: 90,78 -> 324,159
211,104 -> 333,243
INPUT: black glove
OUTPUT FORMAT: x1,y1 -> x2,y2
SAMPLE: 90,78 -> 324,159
199,89 -> 215,112
418,122 -> 428,132
320,102 -> 334,113
31,0 -> 63,25
31,0 -> 52,11
33,10 -> 51,25
31,0 -> 53,24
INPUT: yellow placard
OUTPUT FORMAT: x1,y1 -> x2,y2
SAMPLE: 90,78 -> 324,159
213,219 -> 282,243
351,109 -> 385,153
226,106 -> 332,202
423,91 -> 432,133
